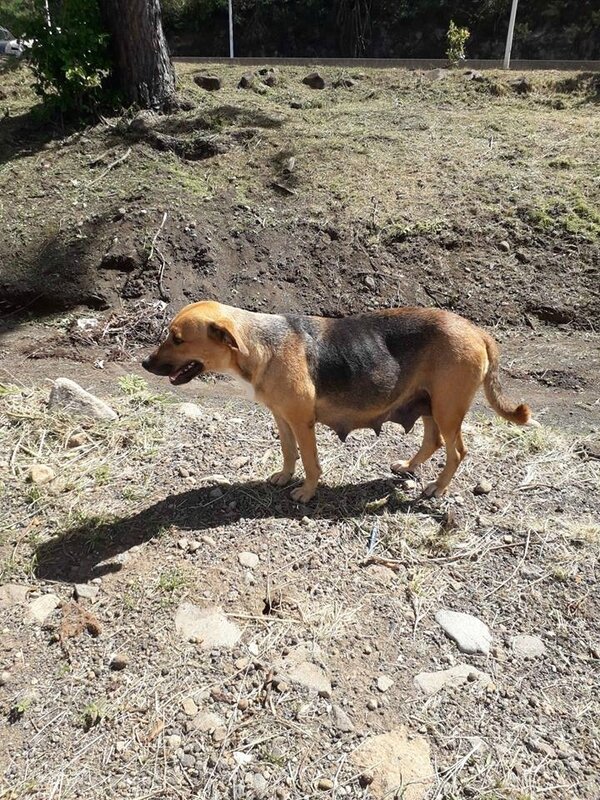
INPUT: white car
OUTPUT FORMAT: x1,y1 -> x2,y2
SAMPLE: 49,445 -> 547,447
0,26 -> 27,57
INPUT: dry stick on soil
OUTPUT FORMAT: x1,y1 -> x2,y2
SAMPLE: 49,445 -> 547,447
89,147 -> 132,185
481,528 -> 532,601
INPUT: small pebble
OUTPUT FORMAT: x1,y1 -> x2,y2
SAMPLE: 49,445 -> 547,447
473,479 -> 492,495
366,698 -> 378,711
110,653 -> 129,671
317,778 -> 334,790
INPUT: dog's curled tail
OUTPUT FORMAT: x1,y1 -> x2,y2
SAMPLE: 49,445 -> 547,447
483,334 -> 538,426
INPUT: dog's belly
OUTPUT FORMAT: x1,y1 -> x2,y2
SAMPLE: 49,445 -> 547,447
316,391 -> 431,441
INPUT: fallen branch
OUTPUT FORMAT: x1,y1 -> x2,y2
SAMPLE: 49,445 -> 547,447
89,147 -> 132,185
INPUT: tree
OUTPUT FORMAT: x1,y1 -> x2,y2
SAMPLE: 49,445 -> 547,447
98,0 -> 176,109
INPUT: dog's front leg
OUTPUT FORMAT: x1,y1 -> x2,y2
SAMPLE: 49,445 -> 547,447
287,418 -> 321,503
269,413 -> 298,486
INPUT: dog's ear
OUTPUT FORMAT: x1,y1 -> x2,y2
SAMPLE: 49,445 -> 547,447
208,320 -> 248,356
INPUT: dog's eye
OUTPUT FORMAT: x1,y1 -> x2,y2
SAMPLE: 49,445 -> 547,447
173,335 -> 183,345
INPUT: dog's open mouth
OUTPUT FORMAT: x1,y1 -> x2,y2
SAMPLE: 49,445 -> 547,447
169,361 -> 204,385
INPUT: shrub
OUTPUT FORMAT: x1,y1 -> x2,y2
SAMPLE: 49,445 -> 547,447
26,0 -> 112,118
446,19 -> 470,66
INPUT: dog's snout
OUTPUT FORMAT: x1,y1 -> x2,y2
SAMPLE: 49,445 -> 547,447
142,354 -> 173,376
142,356 -> 152,371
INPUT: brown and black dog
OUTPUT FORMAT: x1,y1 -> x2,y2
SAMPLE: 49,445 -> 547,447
142,301 -> 538,502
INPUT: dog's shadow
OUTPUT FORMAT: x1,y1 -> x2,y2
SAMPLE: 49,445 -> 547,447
35,477 -> 439,583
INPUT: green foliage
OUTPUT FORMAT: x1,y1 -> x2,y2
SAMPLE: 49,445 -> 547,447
446,19 -> 470,65
25,0 -> 112,118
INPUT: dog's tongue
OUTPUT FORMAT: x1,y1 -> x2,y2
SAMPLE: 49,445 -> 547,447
169,366 -> 186,384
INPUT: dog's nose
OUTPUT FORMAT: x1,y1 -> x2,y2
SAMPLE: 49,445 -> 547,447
141,356 -> 152,372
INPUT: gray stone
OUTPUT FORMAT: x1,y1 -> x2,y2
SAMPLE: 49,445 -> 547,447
110,653 -> 129,671
194,74 -> 221,91
238,71 -> 255,89
473,479 -> 493,495
182,697 -> 198,717
376,676 -> 395,693
435,610 -> 492,655
0,671 -> 10,686
287,661 -> 332,696
174,603 -> 242,648
27,464 -> 55,485
351,727 -> 434,800
331,704 -> 355,733
189,710 -> 225,733
238,551 -> 259,569
175,402 -> 204,420
414,664 -> 493,696
74,583 -> 99,601
166,734 -> 182,749
49,378 -> 117,421
499,240 -> 511,253
26,593 -> 60,624
511,634 -> 546,659
252,773 -> 268,797
0,584 -> 30,608
302,71 -> 326,89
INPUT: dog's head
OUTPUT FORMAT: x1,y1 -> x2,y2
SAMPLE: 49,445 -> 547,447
142,301 -> 248,385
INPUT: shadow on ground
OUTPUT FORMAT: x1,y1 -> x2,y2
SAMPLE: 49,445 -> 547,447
35,477 -> 440,583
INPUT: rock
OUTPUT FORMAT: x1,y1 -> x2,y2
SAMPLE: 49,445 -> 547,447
212,726 -> 227,743
252,773 -> 268,797
351,728 -> 434,800
175,402 -> 204,420
498,240 -> 511,253
364,275 -> 376,290
189,710 -> 225,732
238,71 -> 255,89
424,68 -> 449,81
290,100 -> 303,109
238,551 -> 259,569
317,778 -> 334,790
511,634 -> 546,659
287,661 -> 332,697
182,697 -> 198,717
233,751 -> 253,766
49,378 -> 117,421
128,110 -> 156,135
365,565 -> 396,586
177,537 -> 190,551
174,603 -> 242,648
333,77 -> 356,88
473,479 -> 492,495
0,671 -> 10,686
188,540 -> 202,553
179,753 -> 195,768
331,704 -> 354,733
464,69 -> 484,82
231,455 -> 250,469
261,68 -> 278,87
26,594 -> 60,624
110,653 -> 129,671
27,464 -> 55,485
194,74 -> 221,91
414,664 -> 493,696
0,584 -> 30,608
435,610 -> 492,655
166,734 -> 181,749
366,698 -> 378,711
74,583 -> 99,601
512,77 -> 532,95
376,676 -> 394,693
67,431 -> 87,448
201,535 -> 217,547
527,738 -> 556,758
302,71 -> 326,90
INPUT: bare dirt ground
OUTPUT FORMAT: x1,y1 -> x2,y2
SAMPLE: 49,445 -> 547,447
1,63 -> 599,800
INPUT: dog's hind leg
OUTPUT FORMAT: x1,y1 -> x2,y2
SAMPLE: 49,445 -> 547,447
423,414 -> 468,498
391,416 -> 443,474
268,413 -> 298,486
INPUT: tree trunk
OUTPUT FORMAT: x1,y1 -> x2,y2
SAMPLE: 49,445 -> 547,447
98,0 -> 176,110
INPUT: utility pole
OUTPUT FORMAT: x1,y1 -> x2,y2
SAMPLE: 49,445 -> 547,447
503,0 -> 519,69
228,0 -> 234,58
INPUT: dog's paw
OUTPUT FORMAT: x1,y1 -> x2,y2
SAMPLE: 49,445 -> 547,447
423,481 -> 447,499
391,460 -> 413,474
290,484 -> 316,504
268,470 -> 294,486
